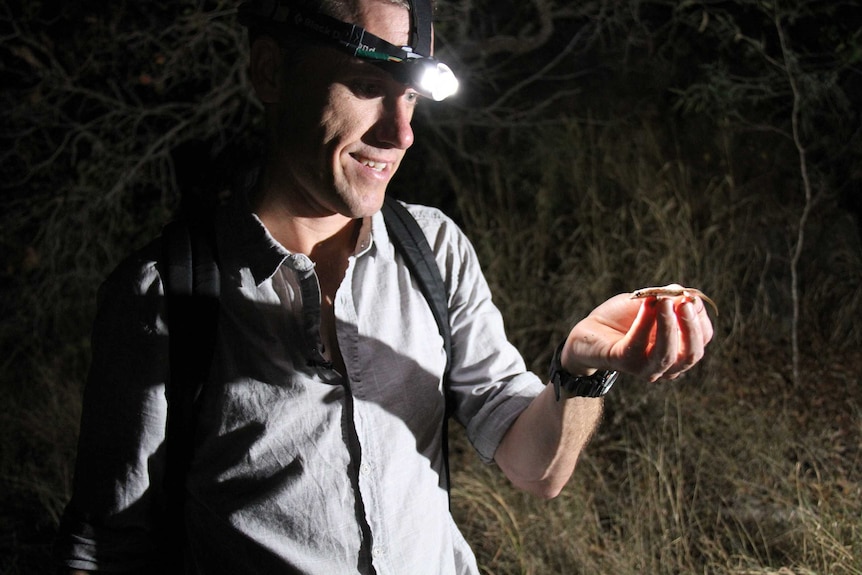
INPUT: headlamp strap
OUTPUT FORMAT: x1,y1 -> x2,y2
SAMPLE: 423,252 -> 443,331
239,0 -> 435,60
409,0 -> 433,57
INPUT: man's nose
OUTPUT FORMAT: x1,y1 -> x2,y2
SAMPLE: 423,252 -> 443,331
374,97 -> 415,150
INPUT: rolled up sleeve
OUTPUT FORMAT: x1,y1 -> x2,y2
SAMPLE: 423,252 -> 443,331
416,209 -> 544,464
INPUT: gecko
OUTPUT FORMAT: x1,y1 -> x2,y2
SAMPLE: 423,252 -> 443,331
630,284 -> 719,316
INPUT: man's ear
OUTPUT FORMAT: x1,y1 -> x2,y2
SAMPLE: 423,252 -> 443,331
250,36 -> 282,104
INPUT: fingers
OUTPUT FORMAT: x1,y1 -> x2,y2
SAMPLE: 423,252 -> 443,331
624,296 -> 714,381
643,298 -> 679,382
662,298 -> 704,379
567,292 -> 714,383
623,296 -> 661,352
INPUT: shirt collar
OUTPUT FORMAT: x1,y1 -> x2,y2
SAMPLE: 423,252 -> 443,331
216,166 -> 382,286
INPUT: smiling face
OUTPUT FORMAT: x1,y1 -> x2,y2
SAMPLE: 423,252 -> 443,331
260,0 -> 418,220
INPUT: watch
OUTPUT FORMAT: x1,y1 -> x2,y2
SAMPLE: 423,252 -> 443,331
548,341 -> 619,400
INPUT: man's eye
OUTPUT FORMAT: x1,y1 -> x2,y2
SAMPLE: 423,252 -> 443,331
405,90 -> 421,104
350,81 -> 384,99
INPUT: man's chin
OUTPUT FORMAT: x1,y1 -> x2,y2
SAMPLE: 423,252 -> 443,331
337,187 -> 388,218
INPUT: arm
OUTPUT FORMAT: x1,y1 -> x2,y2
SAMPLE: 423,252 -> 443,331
55,246 -> 170,572
495,292 -> 714,498
494,385 -> 603,499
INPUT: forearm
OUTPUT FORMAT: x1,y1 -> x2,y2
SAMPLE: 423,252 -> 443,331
494,383 -> 603,499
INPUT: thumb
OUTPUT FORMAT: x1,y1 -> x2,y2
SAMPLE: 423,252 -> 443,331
616,297 -> 660,356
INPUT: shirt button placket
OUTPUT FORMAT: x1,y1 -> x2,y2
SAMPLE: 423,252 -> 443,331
358,457 -> 388,570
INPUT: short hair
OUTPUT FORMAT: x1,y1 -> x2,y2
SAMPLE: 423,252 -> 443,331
320,0 -> 411,21
244,0 -> 411,41
243,0 -> 414,73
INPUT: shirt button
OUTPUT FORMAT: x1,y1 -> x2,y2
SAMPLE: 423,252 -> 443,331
359,463 -> 372,477
287,253 -> 314,272
372,545 -> 385,558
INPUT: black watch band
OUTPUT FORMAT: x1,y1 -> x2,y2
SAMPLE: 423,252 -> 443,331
548,341 -> 618,400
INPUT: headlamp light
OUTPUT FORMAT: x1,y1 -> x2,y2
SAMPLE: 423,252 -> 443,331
238,0 -> 459,101
412,59 -> 459,102
382,55 -> 459,102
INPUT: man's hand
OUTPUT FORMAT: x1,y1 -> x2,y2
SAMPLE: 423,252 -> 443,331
495,290 -> 713,498
563,291 -> 714,382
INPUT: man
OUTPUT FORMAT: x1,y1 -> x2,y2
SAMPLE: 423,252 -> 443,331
56,0 -> 714,572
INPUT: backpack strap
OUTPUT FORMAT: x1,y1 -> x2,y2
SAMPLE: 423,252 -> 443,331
161,217 -> 220,571
381,196 -> 452,377
381,196 -> 454,497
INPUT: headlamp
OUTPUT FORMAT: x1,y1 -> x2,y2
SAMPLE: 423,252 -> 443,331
238,0 -> 459,101
379,51 -> 459,102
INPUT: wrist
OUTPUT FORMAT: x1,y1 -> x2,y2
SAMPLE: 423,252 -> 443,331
548,341 -> 618,401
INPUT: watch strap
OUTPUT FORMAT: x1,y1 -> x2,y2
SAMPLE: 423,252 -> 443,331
548,341 -> 618,400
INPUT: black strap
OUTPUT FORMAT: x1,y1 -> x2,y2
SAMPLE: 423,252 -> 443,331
409,0 -> 434,57
381,196 -> 452,378
161,217 -> 220,572
381,196 -> 454,498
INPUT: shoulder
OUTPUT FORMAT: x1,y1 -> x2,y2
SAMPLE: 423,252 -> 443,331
84,235 -> 170,346
97,237 -> 164,305
395,202 -> 473,255
388,201 -> 489,300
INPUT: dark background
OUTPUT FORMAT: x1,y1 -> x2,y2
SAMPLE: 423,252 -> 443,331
2,0 -> 861,572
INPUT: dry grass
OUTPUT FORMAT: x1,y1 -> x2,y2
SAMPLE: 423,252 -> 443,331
451,350 -> 862,574
441,115 -> 862,574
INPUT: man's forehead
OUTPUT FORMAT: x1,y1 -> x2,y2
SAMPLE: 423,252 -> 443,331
354,0 -> 412,47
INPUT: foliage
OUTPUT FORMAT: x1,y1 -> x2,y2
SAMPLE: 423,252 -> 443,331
1,0 -> 861,572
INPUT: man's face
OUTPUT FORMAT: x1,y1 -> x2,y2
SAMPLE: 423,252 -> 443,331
268,0 -> 418,219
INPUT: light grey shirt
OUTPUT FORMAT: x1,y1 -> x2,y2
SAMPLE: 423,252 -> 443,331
57,192 -> 544,574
